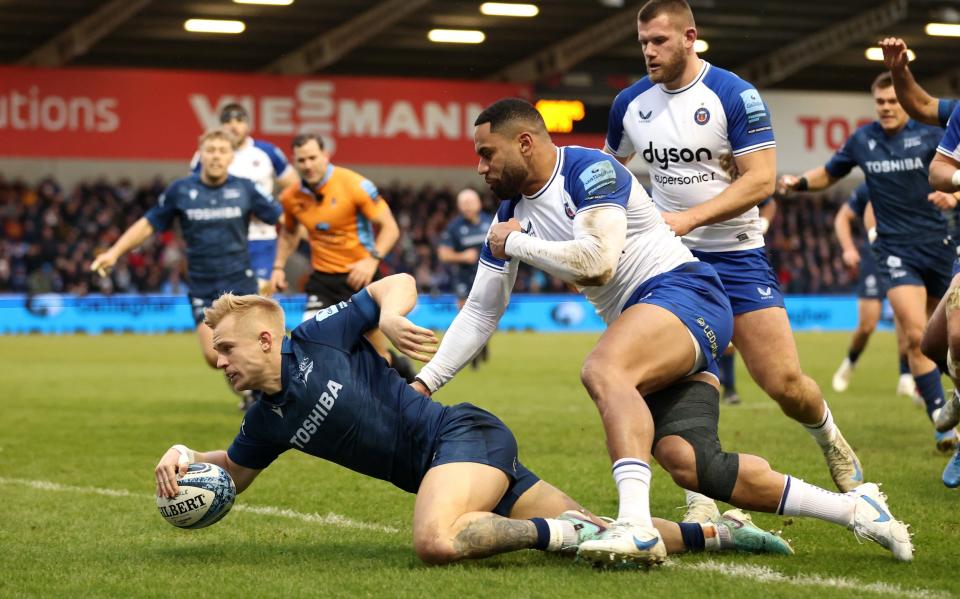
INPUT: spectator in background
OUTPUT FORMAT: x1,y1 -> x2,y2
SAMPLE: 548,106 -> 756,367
438,188 -> 494,368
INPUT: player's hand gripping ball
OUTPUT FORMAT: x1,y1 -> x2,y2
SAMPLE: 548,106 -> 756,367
156,463 -> 236,529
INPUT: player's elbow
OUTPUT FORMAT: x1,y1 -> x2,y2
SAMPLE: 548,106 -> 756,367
573,254 -> 617,287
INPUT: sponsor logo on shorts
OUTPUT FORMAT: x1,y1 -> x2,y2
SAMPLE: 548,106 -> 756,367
891,269 -> 908,279
696,316 -> 719,358
865,275 -> 878,292
757,286 -> 773,298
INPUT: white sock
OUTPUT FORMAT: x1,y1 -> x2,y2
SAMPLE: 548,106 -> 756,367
778,475 -> 855,526
543,518 -> 577,551
701,522 -> 729,551
804,403 -> 838,446
613,458 -> 652,526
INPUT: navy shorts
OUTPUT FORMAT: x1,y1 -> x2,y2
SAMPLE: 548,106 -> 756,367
187,270 -> 258,325
248,239 -> 278,282
857,244 -> 885,300
692,248 -> 785,315
621,261 -> 734,377
873,237 -> 955,299
430,403 -> 540,517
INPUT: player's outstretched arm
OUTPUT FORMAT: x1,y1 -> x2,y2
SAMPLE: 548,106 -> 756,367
90,217 -> 154,276
367,274 -> 439,362
880,37 -> 941,126
929,152 -> 960,193
777,166 -> 836,195
416,260 -> 518,396
155,444 -> 261,498
667,148 -> 775,236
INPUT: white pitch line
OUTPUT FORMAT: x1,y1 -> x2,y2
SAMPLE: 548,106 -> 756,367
676,561 -> 950,599
0,477 -> 399,534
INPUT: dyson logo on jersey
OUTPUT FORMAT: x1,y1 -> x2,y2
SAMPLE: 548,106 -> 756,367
641,142 -> 713,169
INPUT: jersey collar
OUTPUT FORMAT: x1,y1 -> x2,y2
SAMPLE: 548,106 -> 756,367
523,146 -> 562,200
300,164 -> 335,198
660,59 -> 709,95
261,337 -> 293,405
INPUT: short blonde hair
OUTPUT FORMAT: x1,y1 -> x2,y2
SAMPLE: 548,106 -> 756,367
204,293 -> 286,336
198,128 -> 233,148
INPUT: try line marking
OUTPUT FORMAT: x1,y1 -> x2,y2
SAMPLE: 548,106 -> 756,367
3,476 -> 949,597
0,476 -> 399,534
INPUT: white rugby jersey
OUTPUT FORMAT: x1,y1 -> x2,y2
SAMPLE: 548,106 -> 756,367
605,61 -> 776,252
192,136 -> 292,241
480,145 -> 692,323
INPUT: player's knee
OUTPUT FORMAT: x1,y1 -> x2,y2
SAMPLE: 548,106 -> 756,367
763,367 -> 804,403
580,359 -> 625,400
413,534 -> 458,565
857,321 -> 877,337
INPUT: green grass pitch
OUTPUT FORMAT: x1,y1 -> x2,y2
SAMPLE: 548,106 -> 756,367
1,331 -> 957,598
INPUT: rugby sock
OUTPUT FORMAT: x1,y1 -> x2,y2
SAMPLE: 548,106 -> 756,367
530,518 -> 551,550
678,522 -> 729,552
915,368 -> 946,420
803,403 -> 838,446
678,522 -> 705,551
777,475 -> 856,526
899,354 -> 910,376
612,458 -> 653,526
847,348 -> 862,365
718,353 -> 736,392
530,518 -> 576,551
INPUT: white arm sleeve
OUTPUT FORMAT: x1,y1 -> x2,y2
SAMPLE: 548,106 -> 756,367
504,206 -> 626,286
416,259 -> 518,393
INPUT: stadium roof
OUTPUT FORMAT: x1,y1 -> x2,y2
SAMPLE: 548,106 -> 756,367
7,0 -> 960,100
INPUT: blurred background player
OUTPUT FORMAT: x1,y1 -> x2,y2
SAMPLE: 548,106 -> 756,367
437,188 -> 494,369
605,0 -> 863,525
779,72 -> 959,466
191,103 -> 299,292
831,183 -> 916,400
716,197 -> 777,406
156,274 -> 793,564
268,133 -> 414,381
91,129 -> 281,406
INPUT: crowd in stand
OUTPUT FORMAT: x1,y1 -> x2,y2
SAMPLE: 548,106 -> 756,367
0,175 -> 859,296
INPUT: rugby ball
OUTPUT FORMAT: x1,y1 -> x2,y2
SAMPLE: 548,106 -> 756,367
157,462 -> 236,529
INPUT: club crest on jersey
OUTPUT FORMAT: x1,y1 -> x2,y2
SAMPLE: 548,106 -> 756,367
562,197 -> 576,220
694,107 -> 710,125
903,136 -> 921,150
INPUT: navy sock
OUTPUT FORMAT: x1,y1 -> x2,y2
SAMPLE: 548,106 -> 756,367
530,518 -> 550,550
718,353 -> 735,392
915,368 -> 946,420
899,355 -> 910,375
848,348 -> 862,364
678,522 -> 705,551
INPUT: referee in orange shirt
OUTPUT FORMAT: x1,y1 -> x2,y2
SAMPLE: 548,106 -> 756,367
270,133 -> 415,380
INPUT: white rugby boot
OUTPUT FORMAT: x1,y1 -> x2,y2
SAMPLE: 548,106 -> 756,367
576,520 -> 666,568
680,492 -> 722,523
821,430 -> 864,492
847,483 -> 913,562
832,358 -> 853,393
